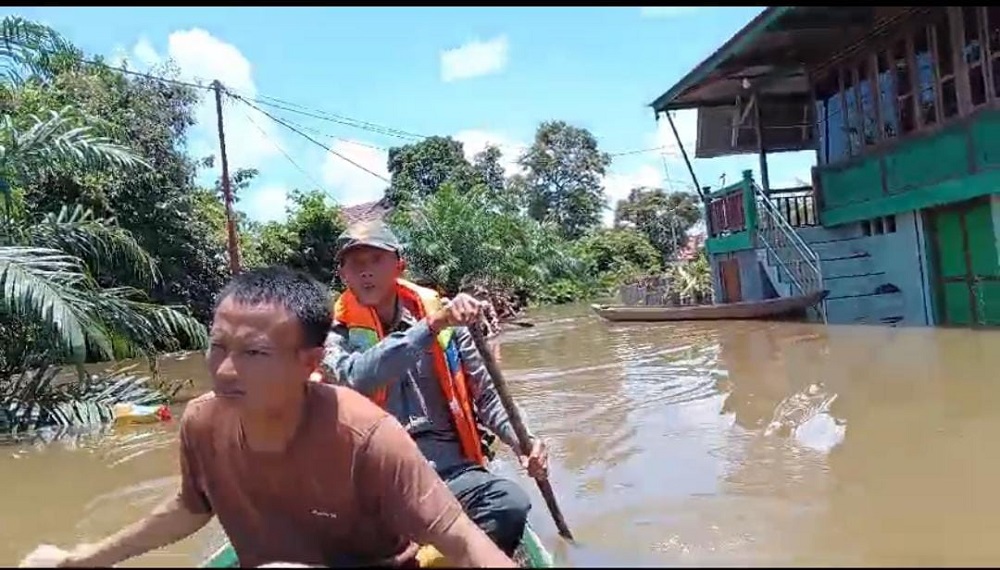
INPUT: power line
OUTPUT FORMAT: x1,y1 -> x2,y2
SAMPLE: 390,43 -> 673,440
239,105 -> 329,192
229,92 -> 390,184
229,92 -> 697,190
248,93 -> 678,159
89,59 -> 210,91
610,145 -> 675,158
14,39 -> 694,161
246,95 -> 426,142
240,90 -> 672,159
5,37 -> 212,92
262,113 -> 391,153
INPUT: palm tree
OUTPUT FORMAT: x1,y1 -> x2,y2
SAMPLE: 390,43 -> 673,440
0,106 -> 207,364
0,18 -> 207,433
669,249 -> 713,305
388,183 -> 580,296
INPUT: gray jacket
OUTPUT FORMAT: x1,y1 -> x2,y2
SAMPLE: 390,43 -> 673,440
321,303 -> 532,473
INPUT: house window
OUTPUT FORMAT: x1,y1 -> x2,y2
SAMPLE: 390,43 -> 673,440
814,97 -> 828,164
987,6 -> 1000,97
934,16 -> 959,119
861,215 -> 897,236
962,7 -> 989,107
877,52 -> 900,139
815,72 -> 849,164
858,60 -> 879,146
843,68 -> 862,155
914,29 -> 938,127
893,39 -> 917,135
812,8 -> 1000,167
873,216 -> 885,235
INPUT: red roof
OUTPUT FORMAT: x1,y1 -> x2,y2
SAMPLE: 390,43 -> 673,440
341,198 -> 392,225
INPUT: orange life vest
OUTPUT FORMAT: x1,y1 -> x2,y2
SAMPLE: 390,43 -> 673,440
333,279 -> 486,465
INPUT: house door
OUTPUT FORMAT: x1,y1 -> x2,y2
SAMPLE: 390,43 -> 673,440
718,257 -> 743,303
926,197 -> 1000,326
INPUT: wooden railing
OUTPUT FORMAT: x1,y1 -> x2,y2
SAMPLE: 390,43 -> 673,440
768,185 -> 818,228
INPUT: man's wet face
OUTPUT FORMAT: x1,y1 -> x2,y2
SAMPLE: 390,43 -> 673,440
207,297 -> 319,413
338,247 -> 400,306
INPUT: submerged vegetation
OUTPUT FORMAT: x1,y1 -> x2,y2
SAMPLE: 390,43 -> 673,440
0,16 -> 710,434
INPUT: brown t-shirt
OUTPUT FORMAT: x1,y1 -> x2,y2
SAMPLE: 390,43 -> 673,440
177,383 -> 464,568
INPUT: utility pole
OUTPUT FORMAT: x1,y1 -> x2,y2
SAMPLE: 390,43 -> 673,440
212,80 -> 242,275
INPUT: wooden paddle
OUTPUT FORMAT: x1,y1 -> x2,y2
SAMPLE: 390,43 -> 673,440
468,326 -> 575,542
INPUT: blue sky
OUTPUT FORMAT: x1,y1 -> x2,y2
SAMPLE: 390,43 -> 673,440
8,6 -> 815,225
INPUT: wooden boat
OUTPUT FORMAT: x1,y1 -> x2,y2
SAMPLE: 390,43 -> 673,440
200,511 -> 555,568
591,290 -> 829,323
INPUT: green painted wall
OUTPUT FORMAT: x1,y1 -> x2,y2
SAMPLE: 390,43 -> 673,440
817,109 -> 1000,227
706,230 -> 754,254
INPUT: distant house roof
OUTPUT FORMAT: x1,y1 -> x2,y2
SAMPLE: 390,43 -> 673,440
342,198 -> 392,225
676,232 -> 707,262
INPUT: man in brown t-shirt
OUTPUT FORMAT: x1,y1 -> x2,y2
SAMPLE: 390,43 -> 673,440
19,266 -> 514,568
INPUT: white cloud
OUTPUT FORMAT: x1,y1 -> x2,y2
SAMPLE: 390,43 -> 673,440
321,140 -> 390,206
639,7 -> 702,18
118,29 -> 284,173
440,35 -> 509,83
318,130 -> 528,206
649,109 -> 698,159
602,164 -> 664,226
116,29 -> 294,223
131,38 -> 161,68
109,38 -> 159,69
453,129 -> 525,176
241,184 -> 290,223
597,109 -> 706,226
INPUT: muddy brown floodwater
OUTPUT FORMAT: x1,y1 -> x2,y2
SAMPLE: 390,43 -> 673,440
5,303 -> 1000,566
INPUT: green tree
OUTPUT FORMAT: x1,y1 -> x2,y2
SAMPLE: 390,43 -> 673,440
254,189 -> 346,286
386,136 -> 473,205
15,55 -> 231,322
0,16 -> 211,435
472,145 -> 505,196
473,146 -> 530,214
575,227 -> 662,293
519,121 -> 611,240
668,246 -> 712,304
388,183 -> 577,297
0,16 -> 73,104
0,104 -> 205,366
614,187 -> 701,262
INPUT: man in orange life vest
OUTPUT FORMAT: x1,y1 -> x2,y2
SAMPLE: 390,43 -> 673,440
320,220 -> 549,556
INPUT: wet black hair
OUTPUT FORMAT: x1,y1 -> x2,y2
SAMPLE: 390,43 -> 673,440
215,265 -> 332,348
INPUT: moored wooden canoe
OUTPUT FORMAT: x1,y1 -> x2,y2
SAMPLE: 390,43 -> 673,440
200,522 -> 554,568
591,290 -> 829,322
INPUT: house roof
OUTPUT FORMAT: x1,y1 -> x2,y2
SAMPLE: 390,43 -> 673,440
649,7 -> 915,112
341,198 -> 392,226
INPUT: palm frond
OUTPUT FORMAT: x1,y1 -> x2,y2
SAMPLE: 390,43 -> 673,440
390,183 -> 582,296
0,16 -> 71,85
0,363 -> 183,434
0,245 -> 101,358
25,204 -> 158,285
88,287 -> 208,359
0,107 -> 149,185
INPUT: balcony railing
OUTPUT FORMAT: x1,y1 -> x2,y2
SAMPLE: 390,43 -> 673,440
767,185 -> 818,228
